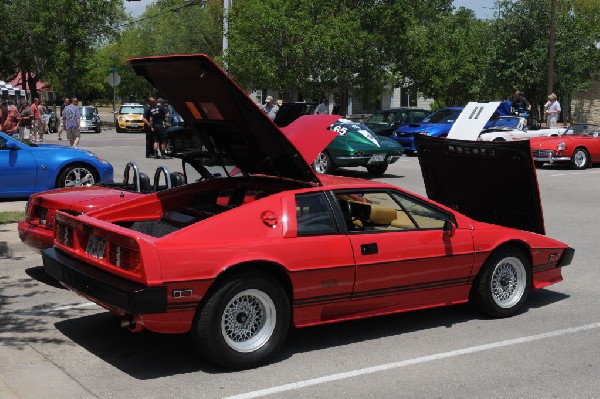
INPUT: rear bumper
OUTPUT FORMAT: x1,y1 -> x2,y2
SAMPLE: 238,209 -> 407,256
558,247 -> 575,267
43,247 -> 167,314
18,220 -> 53,252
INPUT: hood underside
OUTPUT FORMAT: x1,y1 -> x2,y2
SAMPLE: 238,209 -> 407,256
415,135 -> 545,235
129,54 -> 322,184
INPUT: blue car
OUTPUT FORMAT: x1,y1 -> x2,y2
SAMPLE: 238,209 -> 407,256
0,132 -> 114,198
393,107 -> 464,152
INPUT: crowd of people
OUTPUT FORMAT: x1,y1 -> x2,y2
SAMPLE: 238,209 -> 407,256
143,96 -> 171,159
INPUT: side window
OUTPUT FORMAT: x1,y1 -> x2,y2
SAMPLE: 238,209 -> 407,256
335,191 -> 451,232
295,193 -> 337,236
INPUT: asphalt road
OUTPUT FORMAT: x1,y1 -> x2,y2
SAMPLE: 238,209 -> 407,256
1,128 -> 599,398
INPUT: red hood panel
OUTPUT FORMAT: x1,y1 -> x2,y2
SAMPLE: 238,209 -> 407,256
129,54 -> 322,185
281,115 -> 339,164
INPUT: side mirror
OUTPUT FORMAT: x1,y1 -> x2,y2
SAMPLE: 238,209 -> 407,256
442,220 -> 455,238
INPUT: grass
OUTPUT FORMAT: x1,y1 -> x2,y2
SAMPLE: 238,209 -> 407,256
0,211 -> 25,224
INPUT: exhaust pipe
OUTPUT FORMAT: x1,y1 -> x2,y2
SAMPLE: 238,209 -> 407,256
119,317 -> 143,332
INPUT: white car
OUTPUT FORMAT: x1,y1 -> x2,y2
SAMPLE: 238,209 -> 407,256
478,116 -> 565,142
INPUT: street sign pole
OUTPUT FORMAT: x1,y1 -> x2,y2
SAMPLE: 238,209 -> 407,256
107,69 -> 121,125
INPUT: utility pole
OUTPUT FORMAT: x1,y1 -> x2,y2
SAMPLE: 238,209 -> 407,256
223,0 -> 232,55
547,0 -> 557,95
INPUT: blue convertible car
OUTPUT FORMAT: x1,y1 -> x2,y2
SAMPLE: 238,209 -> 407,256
393,107 -> 464,152
0,132 -> 114,198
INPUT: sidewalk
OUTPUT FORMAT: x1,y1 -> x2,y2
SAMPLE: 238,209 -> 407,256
0,200 -> 34,259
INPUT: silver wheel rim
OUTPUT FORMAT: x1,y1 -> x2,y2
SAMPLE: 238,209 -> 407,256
574,150 -> 587,168
491,257 -> 526,308
64,167 -> 96,187
221,289 -> 276,353
313,153 -> 328,174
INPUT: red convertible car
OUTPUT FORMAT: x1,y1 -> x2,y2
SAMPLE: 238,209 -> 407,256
531,123 -> 600,169
42,55 -> 574,370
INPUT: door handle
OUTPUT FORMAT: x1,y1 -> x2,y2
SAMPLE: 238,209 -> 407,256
361,243 -> 378,255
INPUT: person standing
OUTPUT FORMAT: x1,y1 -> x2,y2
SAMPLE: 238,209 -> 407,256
39,101 -> 48,136
316,98 -> 329,114
544,93 -> 561,127
18,99 -> 32,142
143,97 -> 155,158
30,98 -> 42,141
261,96 -> 279,120
511,90 -> 531,117
62,97 -> 81,147
57,97 -> 70,140
150,98 -> 170,159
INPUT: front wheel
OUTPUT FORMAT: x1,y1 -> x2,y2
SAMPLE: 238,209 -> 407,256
571,148 -> 589,170
366,163 -> 388,175
57,164 -> 97,188
313,152 -> 334,174
471,247 -> 531,318
192,273 -> 290,369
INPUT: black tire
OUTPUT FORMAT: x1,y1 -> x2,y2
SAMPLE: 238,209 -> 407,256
534,161 -> 545,168
470,247 -> 531,318
164,140 -> 173,156
192,273 -> 290,369
57,164 -> 98,188
313,151 -> 334,174
116,126 -> 125,133
95,124 -> 101,133
570,147 -> 589,170
366,163 -> 388,175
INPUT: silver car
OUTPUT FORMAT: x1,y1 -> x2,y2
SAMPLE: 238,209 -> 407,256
79,106 -> 101,133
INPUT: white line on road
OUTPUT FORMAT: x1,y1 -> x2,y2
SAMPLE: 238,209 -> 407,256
224,322 -> 600,399
7,302 -> 98,316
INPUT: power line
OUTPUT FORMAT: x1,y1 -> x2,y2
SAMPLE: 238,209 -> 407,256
116,0 -> 206,29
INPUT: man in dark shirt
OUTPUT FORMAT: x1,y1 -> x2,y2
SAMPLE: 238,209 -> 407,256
511,90 -> 531,117
143,97 -> 155,158
150,98 -> 170,159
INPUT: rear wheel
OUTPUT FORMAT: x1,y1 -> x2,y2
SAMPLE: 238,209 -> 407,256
313,152 -> 334,174
571,147 -> 589,170
366,163 -> 388,175
534,161 -> 545,168
192,273 -> 290,369
471,247 -> 531,318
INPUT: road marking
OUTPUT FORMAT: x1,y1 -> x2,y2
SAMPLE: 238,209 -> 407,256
549,171 -> 600,177
224,322 -> 600,399
7,302 -> 98,316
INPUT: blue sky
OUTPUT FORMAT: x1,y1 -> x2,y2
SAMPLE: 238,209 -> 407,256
125,0 -> 497,19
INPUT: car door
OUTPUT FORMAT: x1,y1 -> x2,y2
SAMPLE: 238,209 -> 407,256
334,190 -> 475,310
0,137 -> 37,196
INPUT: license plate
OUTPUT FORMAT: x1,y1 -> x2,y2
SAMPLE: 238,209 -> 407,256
369,153 -> 385,163
130,123 -> 138,128
86,235 -> 106,259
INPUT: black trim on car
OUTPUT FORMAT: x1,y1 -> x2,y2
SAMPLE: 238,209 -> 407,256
558,247 -> 575,267
42,248 -> 167,314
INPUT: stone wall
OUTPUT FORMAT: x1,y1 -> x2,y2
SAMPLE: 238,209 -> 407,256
571,78 -> 600,123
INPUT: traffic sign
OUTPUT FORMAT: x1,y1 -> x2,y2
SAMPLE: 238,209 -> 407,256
107,72 -> 121,87
108,66 -> 118,72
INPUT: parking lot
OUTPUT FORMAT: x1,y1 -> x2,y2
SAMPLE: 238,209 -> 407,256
1,128 -> 599,398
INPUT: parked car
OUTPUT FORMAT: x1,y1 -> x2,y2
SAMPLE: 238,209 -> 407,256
116,103 -> 145,133
0,132 -> 113,198
479,116 -> 565,141
393,107 -> 464,152
531,123 -> 600,169
363,108 -> 430,137
19,161 -> 187,252
312,119 -> 403,175
79,106 -> 101,133
42,54 -> 573,370
42,108 -> 58,133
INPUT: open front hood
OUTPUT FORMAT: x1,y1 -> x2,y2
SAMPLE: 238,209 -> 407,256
280,115 -> 339,164
415,135 -> 545,235
129,54 -> 321,184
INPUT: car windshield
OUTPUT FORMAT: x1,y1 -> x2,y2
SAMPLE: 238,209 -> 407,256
489,117 -> 522,129
80,107 -> 96,116
364,110 -> 403,124
120,106 -> 144,114
564,124 -> 600,136
422,109 -> 461,124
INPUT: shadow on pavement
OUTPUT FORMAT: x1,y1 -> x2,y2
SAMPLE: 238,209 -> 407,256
53,288 -> 567,379
25,266 -> 65,289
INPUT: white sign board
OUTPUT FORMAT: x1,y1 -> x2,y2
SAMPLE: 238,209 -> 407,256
447,102 -> 501,140
107,72 -> 121,87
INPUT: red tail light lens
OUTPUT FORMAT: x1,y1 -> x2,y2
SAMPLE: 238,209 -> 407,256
108,242 -> 142,275
56,222 -> 74,247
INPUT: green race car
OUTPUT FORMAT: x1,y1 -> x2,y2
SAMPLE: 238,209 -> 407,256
313,119 -> 404,175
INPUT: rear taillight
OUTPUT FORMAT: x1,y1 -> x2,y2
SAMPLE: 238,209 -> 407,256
56,222 -> 74,247
108,243 -> 142,275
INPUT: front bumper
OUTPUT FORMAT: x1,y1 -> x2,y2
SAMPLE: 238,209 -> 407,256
532,149 -> 570,163
335,154 -> 401,167
43,248 -> 167,314
118,120 -> 145,131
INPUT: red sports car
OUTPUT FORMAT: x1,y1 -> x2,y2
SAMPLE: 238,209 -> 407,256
531,123 -> 600,169
42,55 -> 573,370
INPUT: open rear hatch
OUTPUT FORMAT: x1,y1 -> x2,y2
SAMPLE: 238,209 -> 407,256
129,54 -> 326,185
415,135 -> 545,234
